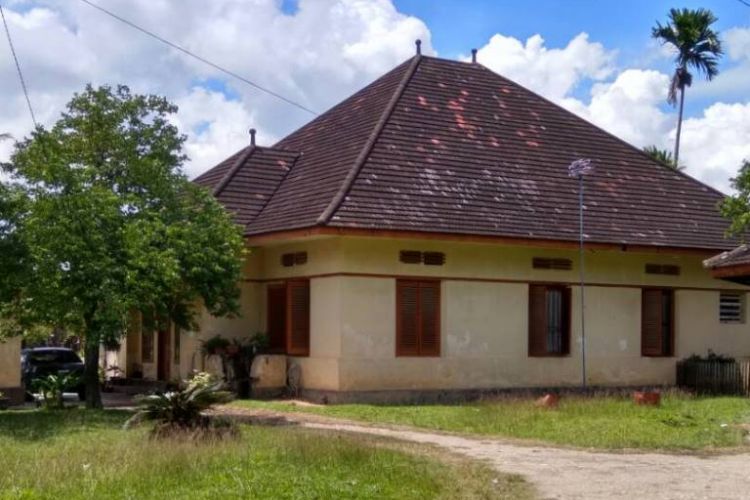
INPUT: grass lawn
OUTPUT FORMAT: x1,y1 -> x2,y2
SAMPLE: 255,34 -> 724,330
234,394 -> 750,451
0,409 -> 530,499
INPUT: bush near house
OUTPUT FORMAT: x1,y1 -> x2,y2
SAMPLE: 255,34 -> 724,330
0,409 -> 531,499
235,393 -> 750,451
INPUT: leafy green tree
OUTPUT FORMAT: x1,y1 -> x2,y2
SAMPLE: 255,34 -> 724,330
652,8 -> 723,168
1,85 -> 244,408
721,160 -> 750,237
643,145 -> 683,171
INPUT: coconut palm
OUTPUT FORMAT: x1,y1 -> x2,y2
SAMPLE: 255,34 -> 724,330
0,133 -> 11,141
652,8 -> 722,167
643,145 -> 683,171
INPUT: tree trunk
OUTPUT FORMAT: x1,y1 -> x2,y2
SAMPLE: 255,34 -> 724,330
83,336 -> 103,409
673,85 -> 686,168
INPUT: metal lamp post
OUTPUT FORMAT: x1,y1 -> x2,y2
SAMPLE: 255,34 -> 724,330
568,159 -> 593,389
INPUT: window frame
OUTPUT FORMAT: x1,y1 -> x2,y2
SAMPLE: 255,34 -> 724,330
528,283 -> 572,357
395,279 -> 441,357
641,287 -> 675,358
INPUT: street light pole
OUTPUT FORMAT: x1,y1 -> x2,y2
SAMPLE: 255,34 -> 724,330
568,159 -> 593,390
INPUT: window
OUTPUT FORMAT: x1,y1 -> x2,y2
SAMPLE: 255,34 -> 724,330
396,280 -> 441,356
286,280 -> 310,356
532,258 -> 572,271
720,292 -> 745,323
399,250 -> 446,266
281,252 -> 308,267
528,285 -> 571,356
266,281 -> 310,356
173,327 -> 181,364
641,288 -> 674,357
645,264 -> 680,276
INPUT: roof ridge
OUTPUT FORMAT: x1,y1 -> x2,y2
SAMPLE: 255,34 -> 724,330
315,54 -> 423,225
473,62 -> 727,199
244,151 -> 302,232
212,145 -> 256,197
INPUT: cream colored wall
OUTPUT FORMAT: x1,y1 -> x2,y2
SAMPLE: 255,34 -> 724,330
330,237 -> 750,391
186,235 -> 750,393
0,337 -> 21,389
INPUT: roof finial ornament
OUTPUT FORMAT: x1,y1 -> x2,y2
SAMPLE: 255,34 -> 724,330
471,48 -> 478,64
249,128 -> 256,147
415,39 -> 422,55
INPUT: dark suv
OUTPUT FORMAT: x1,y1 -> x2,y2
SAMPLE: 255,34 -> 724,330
21,347 -> 86,401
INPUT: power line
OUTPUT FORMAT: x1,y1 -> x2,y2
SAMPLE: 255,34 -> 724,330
1,3 -> 38,128
738,0 -> 750,7
79,0 -> 318,116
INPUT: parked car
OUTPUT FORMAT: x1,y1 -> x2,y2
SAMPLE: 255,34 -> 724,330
21,347 -> 86,401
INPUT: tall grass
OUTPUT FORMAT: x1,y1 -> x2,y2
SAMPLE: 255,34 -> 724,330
0,409 -> 529,499
236,394 -> 750,451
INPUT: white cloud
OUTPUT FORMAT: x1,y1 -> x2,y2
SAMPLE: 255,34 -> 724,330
476,32 -> 615,100
0,0 -> 432,177
475,30 -> 750,193
679,102 -> 750,192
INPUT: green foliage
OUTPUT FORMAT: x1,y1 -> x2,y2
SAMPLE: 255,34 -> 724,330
642,145 -> 683,171
238,394 -> 750,450
652,8 -> 723,104
200,335 -> 232,357
0,410 -> 524,499
720,160 -> 750,237
0,85 -> 244,407
32,373 -> 80,410
124,381 -> 234,430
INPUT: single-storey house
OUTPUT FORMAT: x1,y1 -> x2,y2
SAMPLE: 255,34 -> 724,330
109,50 -> 750,401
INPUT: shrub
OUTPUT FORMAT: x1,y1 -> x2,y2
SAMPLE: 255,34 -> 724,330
124,381 -> 235,438
32,373 -> 79,410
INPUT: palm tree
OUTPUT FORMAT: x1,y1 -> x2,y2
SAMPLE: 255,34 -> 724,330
0,133 -> 11,141
652,8 -> 722,167
643,145 -> 683,171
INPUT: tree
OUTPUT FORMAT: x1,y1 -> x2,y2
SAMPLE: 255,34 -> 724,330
0,85 -> 244,408
642,145 -> 683,171
652,8 -> 723,167
720,160 -> 750,237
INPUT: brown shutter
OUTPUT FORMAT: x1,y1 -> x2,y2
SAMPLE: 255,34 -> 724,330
528,285 -> 548,356
419,281 -> 441,355
396,280 -> 420,355
561,286 -> 572,355
641,289 -> 663,356
287,280 -> 310,356
267,284 -> 287,353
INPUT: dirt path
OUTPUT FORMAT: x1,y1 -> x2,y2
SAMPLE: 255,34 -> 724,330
217,407 -> 750,500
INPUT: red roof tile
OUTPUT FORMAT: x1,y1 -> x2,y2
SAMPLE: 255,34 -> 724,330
199,55 -> 735,251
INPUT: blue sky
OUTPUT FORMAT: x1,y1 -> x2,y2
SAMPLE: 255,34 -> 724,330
1,1 -> 748,190
395,0 -> 750,116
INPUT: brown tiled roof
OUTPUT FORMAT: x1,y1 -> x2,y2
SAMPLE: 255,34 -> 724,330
199,55 -> 735,251
194,146 -> 299,227
704,245 -> 750,269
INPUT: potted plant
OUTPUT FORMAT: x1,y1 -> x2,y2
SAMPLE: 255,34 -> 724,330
200,335 -> 231,357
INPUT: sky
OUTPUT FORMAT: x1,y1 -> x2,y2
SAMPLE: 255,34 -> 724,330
1,0 -> 749,192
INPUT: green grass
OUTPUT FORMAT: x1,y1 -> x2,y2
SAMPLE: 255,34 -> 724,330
0,409 -> 531,499
234,394 -> 750,451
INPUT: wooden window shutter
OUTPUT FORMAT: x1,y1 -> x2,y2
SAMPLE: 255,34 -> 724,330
396,280 -> 440,356
286,280 -> 310,356
528,285 -> 548,356
267,284 -> 287,353
419,281 -> 441,355
396,281 -> 420,355
641,289 -> 664,356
